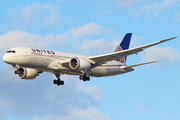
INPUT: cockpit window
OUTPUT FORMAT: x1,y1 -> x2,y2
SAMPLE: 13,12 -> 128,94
6,50 -> 16,53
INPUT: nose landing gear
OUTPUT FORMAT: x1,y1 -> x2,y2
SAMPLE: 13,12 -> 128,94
14,68 -> 24,74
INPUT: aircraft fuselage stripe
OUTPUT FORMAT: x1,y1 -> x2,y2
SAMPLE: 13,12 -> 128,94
4,54 -> 125,68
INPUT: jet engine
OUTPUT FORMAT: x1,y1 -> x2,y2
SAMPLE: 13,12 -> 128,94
15,67 -> 39,80
69,57 -> 91,71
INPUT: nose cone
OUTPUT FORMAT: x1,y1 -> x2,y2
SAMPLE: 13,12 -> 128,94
3,54 -> 11,64
3,54 -> 7,63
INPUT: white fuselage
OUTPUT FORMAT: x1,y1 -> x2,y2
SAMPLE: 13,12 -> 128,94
3,47 -> 134,77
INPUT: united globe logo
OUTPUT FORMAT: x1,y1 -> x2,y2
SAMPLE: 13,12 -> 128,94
115,46 -> 125,64
115,46 -> 123,52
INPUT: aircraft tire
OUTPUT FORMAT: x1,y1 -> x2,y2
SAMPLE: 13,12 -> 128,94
87,77 -> 90,81
83,77 -> 86,82
79,75 -> 83,80
14,70 -> 18,74
60,81 -> 64,85
56,80 -> 61,86
57,82 -> 61,86
53,80 -> 57,84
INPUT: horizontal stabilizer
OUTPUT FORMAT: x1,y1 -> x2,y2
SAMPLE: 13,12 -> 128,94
120,61 -> 159,69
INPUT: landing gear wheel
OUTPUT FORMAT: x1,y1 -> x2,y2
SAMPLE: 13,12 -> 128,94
81,74 -> 90,82
79,75 -> 83,80
14,69 -> 20,74
87,77 -> 90,81
57,83 -> 61,86
14,70 -> 18,74
56,80 -> 61,86
60,81 -> 64,85
53,80 -> 57,84
83,75 -> 87,82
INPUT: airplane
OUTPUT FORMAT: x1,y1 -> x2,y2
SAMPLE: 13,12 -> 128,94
2,33 -> 177,86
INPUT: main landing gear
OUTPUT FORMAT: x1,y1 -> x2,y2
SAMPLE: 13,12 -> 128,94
53,73 -> 64,86
79,74 -> 90,82
53,73 -> 90,86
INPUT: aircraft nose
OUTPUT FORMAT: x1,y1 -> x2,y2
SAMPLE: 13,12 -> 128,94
3,54 -> 17,65
3,54 -> 7,62
3,54 -> 9,63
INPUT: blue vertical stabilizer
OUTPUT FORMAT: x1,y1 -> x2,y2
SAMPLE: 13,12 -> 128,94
114,33 -> 132,63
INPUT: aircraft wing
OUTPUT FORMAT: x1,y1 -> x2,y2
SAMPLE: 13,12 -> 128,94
88,36 -> 177,65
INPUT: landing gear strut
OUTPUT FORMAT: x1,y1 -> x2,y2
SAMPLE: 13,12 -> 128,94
53,73 -> 64,86
79,74 -> 90,82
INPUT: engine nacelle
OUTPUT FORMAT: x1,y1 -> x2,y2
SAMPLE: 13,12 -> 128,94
17,67 -> 38,80
69,57 -> 91,71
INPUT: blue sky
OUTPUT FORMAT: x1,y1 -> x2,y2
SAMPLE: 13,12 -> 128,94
0,0 -> 180,120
